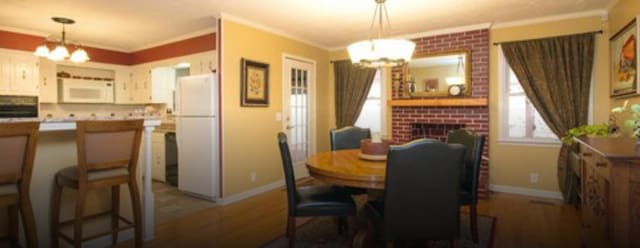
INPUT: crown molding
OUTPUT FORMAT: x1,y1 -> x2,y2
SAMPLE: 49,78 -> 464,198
491,9 -> 607,29
328,22 -> 492,51
131,27 -> 217,51
0,25 -> 48,37
219,12 -> 329,50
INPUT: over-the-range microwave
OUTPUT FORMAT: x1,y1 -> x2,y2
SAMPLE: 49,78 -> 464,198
58,78 -> 114,103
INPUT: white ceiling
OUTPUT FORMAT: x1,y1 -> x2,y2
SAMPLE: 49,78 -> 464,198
0,0 -> 610,51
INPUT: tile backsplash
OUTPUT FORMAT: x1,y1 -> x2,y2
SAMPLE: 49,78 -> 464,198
40,103 -> 165,119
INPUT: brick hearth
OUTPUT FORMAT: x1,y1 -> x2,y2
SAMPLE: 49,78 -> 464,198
390,29 -> 490,198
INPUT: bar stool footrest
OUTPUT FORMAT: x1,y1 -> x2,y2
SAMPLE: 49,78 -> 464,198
57,210 -> 136,244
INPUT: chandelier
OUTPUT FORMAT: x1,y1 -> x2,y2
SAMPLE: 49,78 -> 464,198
347,0 -> 415,67
34,17 -> 90,63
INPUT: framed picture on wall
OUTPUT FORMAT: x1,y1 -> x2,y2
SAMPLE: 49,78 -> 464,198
241,58 -> 269,107
610,17 -> 639,97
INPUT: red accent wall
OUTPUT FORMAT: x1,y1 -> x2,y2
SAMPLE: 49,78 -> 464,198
0,30 -> 216,65
130,33 -> 216,65
391,29 -> 490,198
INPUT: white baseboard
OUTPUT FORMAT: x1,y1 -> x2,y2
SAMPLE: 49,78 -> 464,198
490,184 -> 564,200
218,168 -> 309,206
218,180 -> 285,206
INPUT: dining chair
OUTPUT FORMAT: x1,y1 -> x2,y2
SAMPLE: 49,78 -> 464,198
329,126 -> 371,150
447,128 -> 486,243
0,122 -> 40,248
51,120 -> 144,248
365,139 -> 465,246
329,126 -> 370,195
277,132 -> 357,248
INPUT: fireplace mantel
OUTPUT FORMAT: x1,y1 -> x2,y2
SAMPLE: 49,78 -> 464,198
388,98 -> 488,107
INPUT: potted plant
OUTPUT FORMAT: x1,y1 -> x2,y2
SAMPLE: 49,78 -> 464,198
611,100 -> 640,137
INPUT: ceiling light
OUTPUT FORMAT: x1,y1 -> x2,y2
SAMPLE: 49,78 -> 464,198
348,0 -> 415,67
34,17 -> 90,63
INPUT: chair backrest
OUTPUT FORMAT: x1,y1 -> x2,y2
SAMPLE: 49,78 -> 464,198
0,122 -> 39,190
447,129 -> 486,202
277,132 -> 298,216
329,126 -> 371,150
76,120 -> 144,179
383,139 -> 465,241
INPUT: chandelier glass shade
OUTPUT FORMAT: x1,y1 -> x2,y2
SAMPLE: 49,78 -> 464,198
34,17 -> 90,63
348,0 -> 415,67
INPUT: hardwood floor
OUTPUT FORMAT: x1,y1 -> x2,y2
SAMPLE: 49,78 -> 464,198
118,179 -> 581,248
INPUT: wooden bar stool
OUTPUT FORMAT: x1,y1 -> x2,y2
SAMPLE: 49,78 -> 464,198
50,120 -> 144,248
0,122 -> 39,248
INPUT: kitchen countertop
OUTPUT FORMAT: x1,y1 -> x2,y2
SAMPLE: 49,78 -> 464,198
0,117 -> 162,131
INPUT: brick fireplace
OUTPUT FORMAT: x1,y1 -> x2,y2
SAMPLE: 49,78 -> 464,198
390,29 -> 490,197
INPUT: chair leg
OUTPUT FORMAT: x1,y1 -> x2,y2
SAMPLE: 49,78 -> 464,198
287,216 -> 295,248
8,204 -> 18,247
470,203 -> 479,243
451,239 -> 460,248
73,187 -> 87,248
19,189 -> 38,248
51,183 -> 63,248
111,185 -> 120,245
127,180 -> 143,248
337,216 -> 346,235
346,216 -> 356,246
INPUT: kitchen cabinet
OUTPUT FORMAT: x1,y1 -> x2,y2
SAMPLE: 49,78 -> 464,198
131,67 -> 152,104
115,68 -> 134,104
189,52 -> 216,75
577,136 -> 640,247
0,51 -> 39,96
152,132 -> 166,182
150,67 -> 176,104
39,59 -> 57,103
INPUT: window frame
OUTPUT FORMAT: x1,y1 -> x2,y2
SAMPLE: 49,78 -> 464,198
497,47 -> 560,147
355,69 -> 387,135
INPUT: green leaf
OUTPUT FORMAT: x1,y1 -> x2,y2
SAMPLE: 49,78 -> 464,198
631,104 -> 640,113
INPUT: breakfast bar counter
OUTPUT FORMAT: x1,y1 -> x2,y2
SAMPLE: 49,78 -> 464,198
8,118 -> 160,247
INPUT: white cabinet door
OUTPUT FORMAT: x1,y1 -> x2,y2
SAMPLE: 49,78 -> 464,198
0,56 -> 11,93
152,133 -> 166,182
39,59 -> 57,103
132,67 -> 151,104
114,68 -> 132,104
10,55 -> 38,95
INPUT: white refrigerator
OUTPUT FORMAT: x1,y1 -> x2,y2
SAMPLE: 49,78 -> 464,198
175,73 -> 219,201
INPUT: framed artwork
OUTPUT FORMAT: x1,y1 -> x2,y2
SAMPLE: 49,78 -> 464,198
610,17 -> 639,97
241,58 -> 269,107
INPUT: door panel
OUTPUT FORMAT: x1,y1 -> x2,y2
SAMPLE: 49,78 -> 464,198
283,58 -> 314,167
177,75 -> 216,116
177,117 -> 217,198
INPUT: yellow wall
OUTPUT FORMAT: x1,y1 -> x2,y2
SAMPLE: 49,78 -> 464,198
220,19 -> 330,197
609,0 -> 640,111
490,16 -> 609,192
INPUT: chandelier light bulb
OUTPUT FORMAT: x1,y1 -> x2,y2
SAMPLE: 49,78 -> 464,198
34,44 -> 50,57
48,45 -> 69,61
70,48 -> 90,63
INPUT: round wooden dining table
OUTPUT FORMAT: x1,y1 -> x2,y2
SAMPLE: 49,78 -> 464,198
305,149 -> 387,189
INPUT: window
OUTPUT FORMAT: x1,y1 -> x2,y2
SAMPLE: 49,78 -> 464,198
355,70 -> 385,134
499,50 -> 557,144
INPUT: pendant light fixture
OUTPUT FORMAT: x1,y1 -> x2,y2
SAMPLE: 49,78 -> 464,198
348,0 -> 415,67
34,17 -> 90,63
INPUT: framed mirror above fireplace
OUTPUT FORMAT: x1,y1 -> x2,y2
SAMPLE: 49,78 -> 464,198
403,49 -> 471,97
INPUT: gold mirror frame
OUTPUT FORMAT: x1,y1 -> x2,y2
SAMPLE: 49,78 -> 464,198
403,49 -> 472,97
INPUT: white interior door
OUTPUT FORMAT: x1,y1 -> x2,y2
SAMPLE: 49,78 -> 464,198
283,56 -> 315,170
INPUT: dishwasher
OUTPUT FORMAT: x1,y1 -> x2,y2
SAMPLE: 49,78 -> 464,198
165,132 -> 178,186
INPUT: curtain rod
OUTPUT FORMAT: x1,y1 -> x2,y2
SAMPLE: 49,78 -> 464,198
492,30 -> 603,46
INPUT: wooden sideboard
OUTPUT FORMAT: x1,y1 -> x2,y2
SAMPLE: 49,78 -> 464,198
576,136 -> 640,247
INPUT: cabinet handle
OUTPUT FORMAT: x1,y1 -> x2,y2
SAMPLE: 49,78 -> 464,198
596,162 -> 607,168
582,153 -> 592,157
43,77 -> 47,86
22,70 -> 26,80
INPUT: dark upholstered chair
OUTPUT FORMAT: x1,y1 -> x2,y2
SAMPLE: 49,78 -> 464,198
51,120 -> 144,248
365,139 -> 466,246
447,129 -> 486,243
329,126 -> 370,195
277,132 -> 357,248
329,126 -> 371,150
0,122 -> 40,248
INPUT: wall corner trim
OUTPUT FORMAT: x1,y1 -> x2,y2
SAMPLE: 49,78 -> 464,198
490,184 -> 564,200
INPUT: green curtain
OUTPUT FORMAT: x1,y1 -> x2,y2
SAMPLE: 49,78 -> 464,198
333,60 -> 377,128
501,33 -> 595,203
